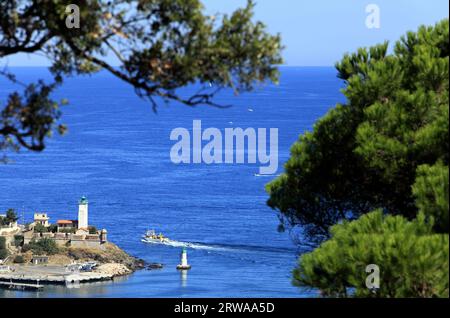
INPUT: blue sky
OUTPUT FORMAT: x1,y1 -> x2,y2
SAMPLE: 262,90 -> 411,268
4,0 -> 449,66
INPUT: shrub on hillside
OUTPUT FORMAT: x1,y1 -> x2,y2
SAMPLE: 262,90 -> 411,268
0,237 -> 7,260
0,248 -> 7,260
21,244 -> 31,253
0,236 -> 6,250
14,235 -> 24,247
28,238 -> 59,255
88,226 -> 98,234
33,223 -> 48,233
13,255 -> 25,263
48,224 -> 58,233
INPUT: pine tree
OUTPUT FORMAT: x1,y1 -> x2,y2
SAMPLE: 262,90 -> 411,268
267,19 -> 449,297
294,211 -> 449,298
266,19 -> 449,242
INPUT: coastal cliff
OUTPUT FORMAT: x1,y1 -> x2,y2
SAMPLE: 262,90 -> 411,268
0,242 -> 145,285
64,242 -> 145,272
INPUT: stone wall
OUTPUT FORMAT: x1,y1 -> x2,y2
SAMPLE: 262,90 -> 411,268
71,239 -> 102,248
0,225 -> 20,236
26,231 -> 106,248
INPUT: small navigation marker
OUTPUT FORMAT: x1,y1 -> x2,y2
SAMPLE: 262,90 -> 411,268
176,247 -> 191,270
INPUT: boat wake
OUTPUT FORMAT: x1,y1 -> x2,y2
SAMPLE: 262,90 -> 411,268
141,239 -> 231,252
141,239 -> 297,255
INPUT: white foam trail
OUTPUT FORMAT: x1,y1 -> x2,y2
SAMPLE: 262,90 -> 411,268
141,239 -> 230,251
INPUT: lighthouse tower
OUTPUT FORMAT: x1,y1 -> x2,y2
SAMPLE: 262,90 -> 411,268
176,247 -> 191,270
78,196 -> 89,229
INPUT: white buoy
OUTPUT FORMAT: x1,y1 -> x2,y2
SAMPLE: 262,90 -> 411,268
176,247 -> 191,270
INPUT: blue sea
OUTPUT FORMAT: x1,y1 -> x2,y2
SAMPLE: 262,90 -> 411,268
0,67 -> 345,298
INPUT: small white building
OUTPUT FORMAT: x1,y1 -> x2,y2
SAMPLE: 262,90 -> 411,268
33,213 -> 50,227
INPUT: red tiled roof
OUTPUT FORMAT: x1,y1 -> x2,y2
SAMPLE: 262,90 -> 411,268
57,220 -> 74,224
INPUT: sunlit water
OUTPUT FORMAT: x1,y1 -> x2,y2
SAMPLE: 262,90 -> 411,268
0,67 -> 344,298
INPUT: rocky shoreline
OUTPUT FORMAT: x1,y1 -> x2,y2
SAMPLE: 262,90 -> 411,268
0,242 -> 145,286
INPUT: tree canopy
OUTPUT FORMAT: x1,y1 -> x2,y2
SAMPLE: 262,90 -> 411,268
0,208 -> 18,225
266,19 -> 449,242
0,0 -> 282,158
267,19 -> 449,297
294,210 -> 449,297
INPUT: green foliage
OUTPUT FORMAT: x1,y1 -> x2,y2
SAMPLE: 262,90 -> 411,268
0,236 -> 7,259
412,162 -> 449,233
0,248 -> 7,260
48,224 -> 58,233
88,226 -> 98,234
33,223 -> 48,234
21,244 -> 31,253
5,209 -> 18,223
0,236 -> 6,250
28,238 -> 59,255
14,235 -> 24,247
13,255 -> 25,263
265,20 -> 450,298
266,19 -> 449,241
0,208 -> 19,225
0,0 -> 283,157
294,211 -> 449,298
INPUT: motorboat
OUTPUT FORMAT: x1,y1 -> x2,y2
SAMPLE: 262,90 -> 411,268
141,229 -> 170,244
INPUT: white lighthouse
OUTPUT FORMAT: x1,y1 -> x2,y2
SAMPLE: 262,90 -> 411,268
176,247 -> 191,270
78,196 -> 88,229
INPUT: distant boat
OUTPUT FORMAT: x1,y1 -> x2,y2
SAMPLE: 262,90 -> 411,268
248,108 -> 254,112
147,263 -> 164,270
141,229 -> 171,244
